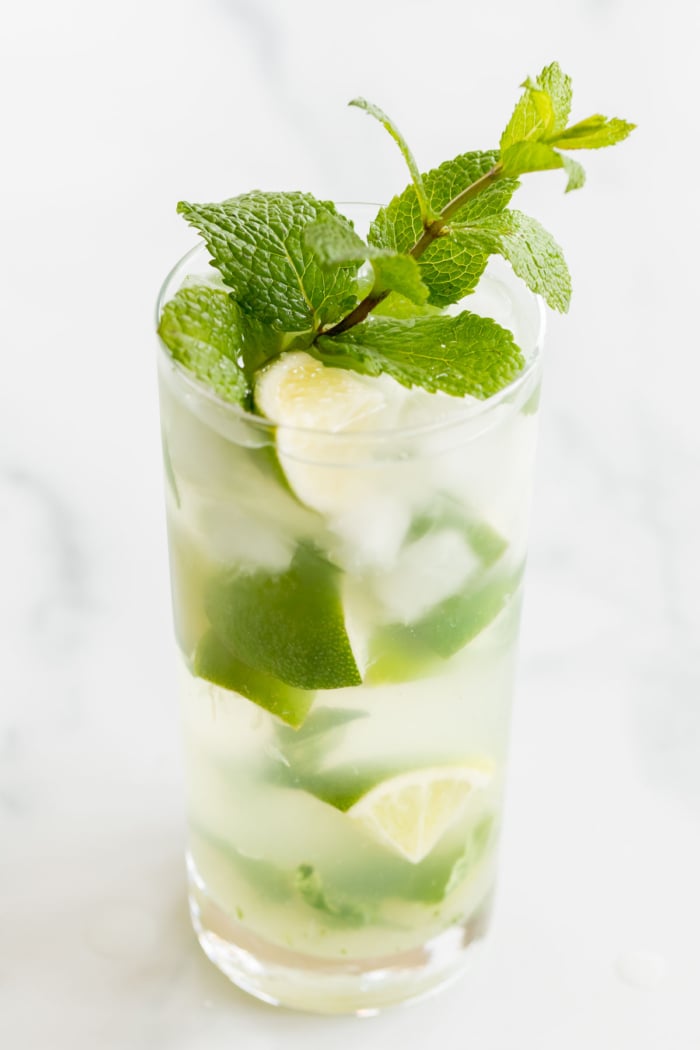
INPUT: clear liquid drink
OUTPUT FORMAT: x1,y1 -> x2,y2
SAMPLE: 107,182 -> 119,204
157,240 -> 544,1013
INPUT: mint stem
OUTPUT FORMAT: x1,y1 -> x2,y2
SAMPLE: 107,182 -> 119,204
323,162 -> 504,336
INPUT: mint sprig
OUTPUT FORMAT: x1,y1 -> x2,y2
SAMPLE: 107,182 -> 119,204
176,192 -> 360,333
499,62 -> 635,190
367,150 -> 519,310
163,63 -> 634,404
303,213 -> 429,306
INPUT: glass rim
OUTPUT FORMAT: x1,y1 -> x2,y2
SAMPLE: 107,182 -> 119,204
155,232 -> 546,443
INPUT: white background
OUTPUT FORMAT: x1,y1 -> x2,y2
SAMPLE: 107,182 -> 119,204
2,1 -> 699,1047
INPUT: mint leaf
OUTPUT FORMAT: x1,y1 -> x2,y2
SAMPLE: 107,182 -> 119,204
370,150 -> 519,307
372,293 -> 442,320
303,213 -> 369,267
350,97 -> 437,225
501,81 -> 556,150
501,62 -> 572,148
157,284 -> 249,404
552,114 -> 636,150
316,312 -> 524,400
295,864 -> 369,927
500,140 -> 566,176
538,62 -> 573,133
459,209 -> 571,312
177,192 -> 359,333
370,254 -> 429,305
205,544 -> 362,691
501,141 -> 587,192
303,215 -> 429,305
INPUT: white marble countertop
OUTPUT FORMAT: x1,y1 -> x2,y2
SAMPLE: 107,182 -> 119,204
3,1 -> 699,1047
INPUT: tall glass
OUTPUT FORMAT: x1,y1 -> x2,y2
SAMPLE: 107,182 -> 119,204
156,224 -> 544,1014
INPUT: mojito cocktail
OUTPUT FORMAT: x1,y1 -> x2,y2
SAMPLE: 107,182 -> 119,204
158,243 -> 542,1011
155,66 -> 633,1012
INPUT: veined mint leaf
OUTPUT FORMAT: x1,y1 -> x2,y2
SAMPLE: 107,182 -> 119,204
370,254 -> 429,305
177,192 -> 359,333
538,62 -> 573,133
304,215 -> 429,306
552,114 -> 636,150
157,285 -> 249,404
371,150 -> 516,246
495,211 -> 570,311
501,140 -> 587,193
502,62 -> 572,148
350,97 -> 437,225
303,213 -> 368,267
457,209 -> 571,312
500,140 -> 564,177
370,151 -> 518,307
372,293 -> 442,319
315,312 -> 524,399
500,81 -> 555,151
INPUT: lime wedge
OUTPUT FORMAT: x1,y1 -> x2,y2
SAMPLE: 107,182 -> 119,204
254,350 -> 396,513
346,762 -> 494,864
410,563 -> 525,658
366,564 -> 525,682
205,543 -> 361,691
194,629 -> 315,728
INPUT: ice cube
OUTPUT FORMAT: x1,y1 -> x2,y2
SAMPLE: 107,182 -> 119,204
371,529 -> 481,625
182,489 -> 296,572
327,494 -> 412,573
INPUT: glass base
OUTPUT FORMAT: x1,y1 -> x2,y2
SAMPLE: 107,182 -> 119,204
187,855 -> 492,1015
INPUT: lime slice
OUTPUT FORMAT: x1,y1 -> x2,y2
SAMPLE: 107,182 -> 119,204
255,349 -> 387,435
253,350 -> 398,514
346,762 -> 494,864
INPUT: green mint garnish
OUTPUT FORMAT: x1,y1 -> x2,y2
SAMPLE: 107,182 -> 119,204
500,62 -> 634,190
315,312 -> 524,399
158,285 -> 249,405
368,149 -> 519,309
162,63 -> 634,403
462,209 -> 571,312
176,192 -> 359,334
157,283 -> 281,406
303,214 -> 430,306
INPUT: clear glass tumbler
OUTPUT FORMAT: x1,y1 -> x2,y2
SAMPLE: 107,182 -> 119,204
156,224 -> 544,1014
